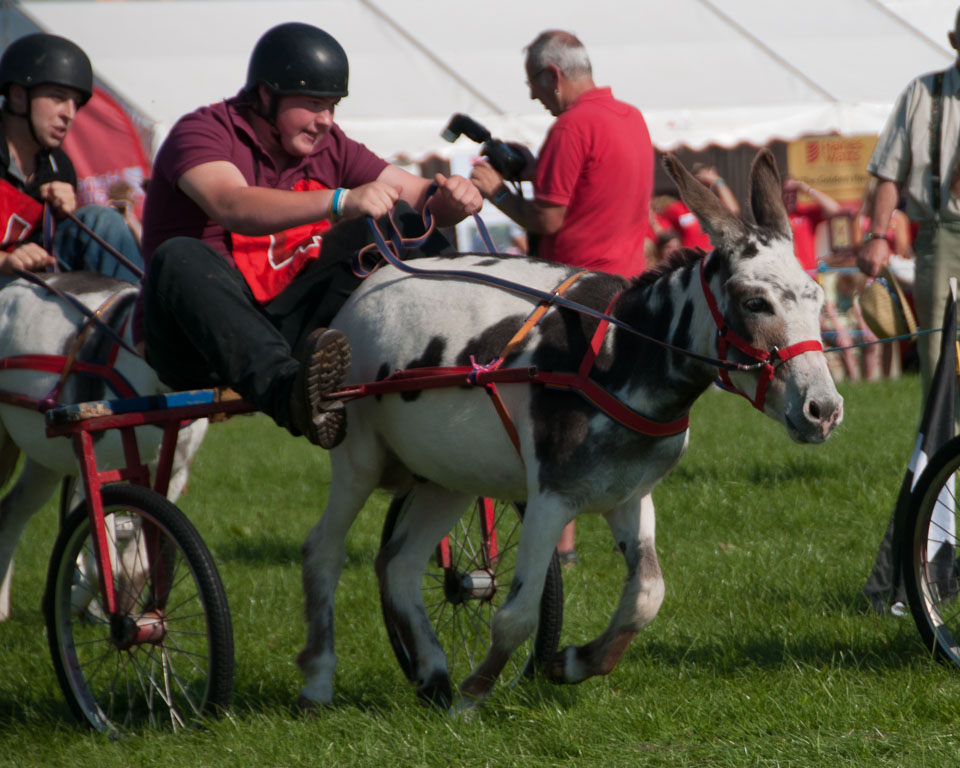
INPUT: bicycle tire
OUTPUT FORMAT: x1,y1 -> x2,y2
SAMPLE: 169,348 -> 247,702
43,483 -> 234,733
380,496 -> 563,688
901,435 -> 960,667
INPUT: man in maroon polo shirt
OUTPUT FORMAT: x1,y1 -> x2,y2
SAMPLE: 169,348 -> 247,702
140,22 -> 480,449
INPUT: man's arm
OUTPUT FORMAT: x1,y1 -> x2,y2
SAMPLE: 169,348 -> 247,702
784,178 -> 843,217
470,162 -> 565,235
376,165 -> 481,227
179,160 -> 403,234
694,166 -> 740,216
857,178 -> 900,277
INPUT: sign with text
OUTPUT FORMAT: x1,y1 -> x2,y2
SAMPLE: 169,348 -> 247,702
786,135 -> 878,209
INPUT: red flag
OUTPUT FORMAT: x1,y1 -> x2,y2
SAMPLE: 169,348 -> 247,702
62,86 -> 151,219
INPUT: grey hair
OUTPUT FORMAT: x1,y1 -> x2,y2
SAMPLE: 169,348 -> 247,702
524,30 -> 592,80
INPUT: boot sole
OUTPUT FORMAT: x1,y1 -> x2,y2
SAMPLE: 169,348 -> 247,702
303,329 -> 351,449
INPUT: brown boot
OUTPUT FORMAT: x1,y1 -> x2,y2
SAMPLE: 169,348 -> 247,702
289,328 -> 350,449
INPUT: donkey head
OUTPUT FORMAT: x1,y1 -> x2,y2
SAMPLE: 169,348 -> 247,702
662,149 -> 842,443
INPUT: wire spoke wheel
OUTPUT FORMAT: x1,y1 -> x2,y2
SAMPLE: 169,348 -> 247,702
382,497 -> 562,690
43,484 -> 233,733
902,436 -> 960,666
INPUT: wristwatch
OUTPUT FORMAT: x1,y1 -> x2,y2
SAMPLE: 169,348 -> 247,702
863,231 -> 886,244
492,187 -> 510,205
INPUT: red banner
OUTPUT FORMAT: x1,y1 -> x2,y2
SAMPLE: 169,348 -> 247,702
62,86 -> 151,219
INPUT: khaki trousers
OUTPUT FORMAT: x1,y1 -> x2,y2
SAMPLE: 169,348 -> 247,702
913,221 -> 960,401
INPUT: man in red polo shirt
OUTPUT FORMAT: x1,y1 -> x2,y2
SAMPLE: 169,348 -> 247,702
470,29 -> 654,562
470,29 -> 653,279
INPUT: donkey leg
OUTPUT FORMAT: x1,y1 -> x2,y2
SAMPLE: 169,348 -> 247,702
297,443 -> 383,709
0,422 -> 20,490
0,459 -> 62,621
375,483 -> 472,709
549,493 -> 663,683
164,418 -> 209,503
459,494 -> 573,703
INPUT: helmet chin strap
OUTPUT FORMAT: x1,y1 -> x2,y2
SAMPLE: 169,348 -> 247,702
248,89 -> 284,148
3,91 -> 45,150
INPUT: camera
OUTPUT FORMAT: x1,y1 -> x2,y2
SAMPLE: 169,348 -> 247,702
440,113 -> 527,181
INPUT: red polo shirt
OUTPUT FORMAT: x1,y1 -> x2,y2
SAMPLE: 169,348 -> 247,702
534,87 -> 653,278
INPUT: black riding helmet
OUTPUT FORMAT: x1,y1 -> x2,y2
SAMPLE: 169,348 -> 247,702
246,22 -> 349,101
0,33 -> 93,106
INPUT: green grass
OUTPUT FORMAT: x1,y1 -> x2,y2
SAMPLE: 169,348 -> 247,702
2,374 -> 958,767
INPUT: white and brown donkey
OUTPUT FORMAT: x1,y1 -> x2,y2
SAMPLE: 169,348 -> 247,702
297,149 -> 843,709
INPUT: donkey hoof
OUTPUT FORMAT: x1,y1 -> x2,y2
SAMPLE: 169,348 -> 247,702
544,645 -> 583,684
416,670 -> 453,711
296,694 -> 331,716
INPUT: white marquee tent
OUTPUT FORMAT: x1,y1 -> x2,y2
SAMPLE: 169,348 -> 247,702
5,0 -> 959,162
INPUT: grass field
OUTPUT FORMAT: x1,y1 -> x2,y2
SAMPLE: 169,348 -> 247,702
2,373 -> 959,767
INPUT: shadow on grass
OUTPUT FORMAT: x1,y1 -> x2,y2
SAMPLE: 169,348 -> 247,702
0,692 -> 77,733
215,534 -> 378,568
637,618 -> 926,673
230,664 -> 584,720
670,456 -> 843,487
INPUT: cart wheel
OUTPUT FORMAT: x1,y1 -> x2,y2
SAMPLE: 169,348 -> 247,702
381,497 -> 563,688
43,484 -> 233,733
901,435 -> 960,666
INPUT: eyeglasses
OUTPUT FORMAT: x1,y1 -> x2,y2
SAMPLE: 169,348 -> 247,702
525,68 -> 547,88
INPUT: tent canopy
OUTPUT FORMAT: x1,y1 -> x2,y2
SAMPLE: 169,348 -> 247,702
13,0 -> 960,160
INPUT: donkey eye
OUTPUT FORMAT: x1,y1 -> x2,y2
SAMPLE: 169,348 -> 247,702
744,297 -> 772,314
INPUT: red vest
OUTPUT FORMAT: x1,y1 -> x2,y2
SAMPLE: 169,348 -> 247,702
0,178 -> 43,248
230,179 -> 332,303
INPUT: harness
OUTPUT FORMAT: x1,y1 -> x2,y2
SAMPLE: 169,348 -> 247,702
344,207 -> 824,455
698,256 -> 823,411
0,275 -> 140,413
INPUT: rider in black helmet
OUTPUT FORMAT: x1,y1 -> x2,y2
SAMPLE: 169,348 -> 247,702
0,33 -> 141,283
245,22 -> 348,121
140,21 -> 481,453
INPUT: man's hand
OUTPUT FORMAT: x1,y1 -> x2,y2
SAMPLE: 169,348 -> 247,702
858,237 -> 889,278
430,173 -> 482,218
0,242 -> 55,275
39,181 -> 76,216
340,180 -> 402,220
504,142 -> 536,181
470,162 -> 505,200
694,166 -> 720,187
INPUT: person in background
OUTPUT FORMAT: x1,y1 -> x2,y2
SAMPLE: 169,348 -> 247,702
692,163 -> 740,217
852,177 -> 917,380
0,33 -> 141,284
651,168 -> 739,257
106,179 -> 143,249
469,28 -> 654,565
782,177 -> 842,275
858,7 -> 960,613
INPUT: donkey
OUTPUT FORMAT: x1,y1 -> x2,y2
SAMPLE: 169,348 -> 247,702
295,149 -> 843,710
0,272 -> 208,620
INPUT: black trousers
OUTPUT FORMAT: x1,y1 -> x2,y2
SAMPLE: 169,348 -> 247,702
143,207 -> 455,432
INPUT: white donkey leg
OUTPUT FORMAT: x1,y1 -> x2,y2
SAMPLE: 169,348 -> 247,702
297,441 -> 383,709
164,418 -> 209,504
550,492 -> 663,683
0,459 -> 62,621
459,493 -> 573,703
375,482 -> 472,709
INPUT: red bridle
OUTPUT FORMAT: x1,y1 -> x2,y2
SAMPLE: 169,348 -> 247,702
698,254 -> 823,412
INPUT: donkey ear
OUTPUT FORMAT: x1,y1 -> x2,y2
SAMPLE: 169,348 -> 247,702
748,148 -> 791,239
662,153 -> 747,249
